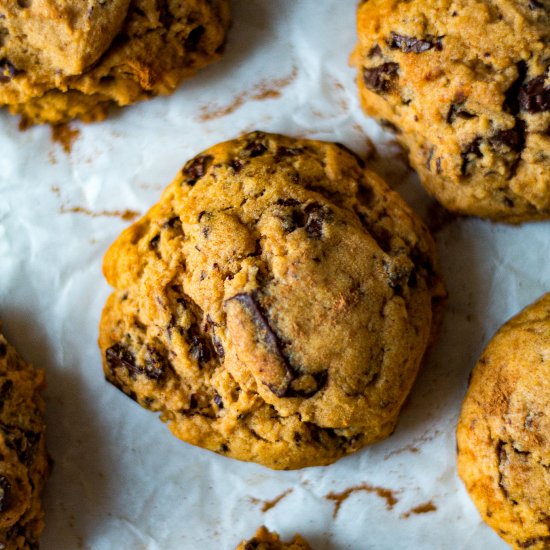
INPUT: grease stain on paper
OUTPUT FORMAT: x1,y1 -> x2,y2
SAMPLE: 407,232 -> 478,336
198,67 -> 298,121
401,500 -> 437,519
326,484 -> 399,518
60,206 -> 140,221
249,488 -> 293,513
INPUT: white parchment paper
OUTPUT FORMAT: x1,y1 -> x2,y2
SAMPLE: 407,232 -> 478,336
0,1 -> 548,548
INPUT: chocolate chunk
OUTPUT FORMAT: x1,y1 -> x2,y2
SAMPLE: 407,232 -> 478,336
304,202 -> 330,239
363,62 -> 399,93
276,198 -> 301,207
274,146 -> 304,161
149,234 -> 160,249
0,379 -> 13,406
0,476 -> 11,513
144,347 -> 169,381
163,216 -> 182,230
519,71 -> 550,113
213,392 -> 223,408
0,425 -> 40,465
226,293 -> 295,397
446,102 -> 476,123
368,44 -> 383,58
182,155 -> 214,185
460,138 -> 482,175
390,32 -> 443,53
185,25 -> 205,51
0,59 -> 16,83
229,158 -> 244,173
528,0 -> 543,8
242,141 -> 268,158
0,343 -> 6,358
504,61 -> 528,115
105,343 -> 139,378
490,127 -> 523,151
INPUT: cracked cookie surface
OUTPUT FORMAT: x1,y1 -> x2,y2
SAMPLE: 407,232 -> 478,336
236,526 -> 312,550
457,293 -> 550,549
0,332 -> 49,550
0,0 -> 230,124
354,0 -> 550,222
99,131 -> 445,470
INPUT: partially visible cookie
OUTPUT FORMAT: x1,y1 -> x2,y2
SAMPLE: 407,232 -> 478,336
236,526 -> 312,550
99,131 -> 445,469
354,0 -> 550,222
457,294 -> 550,549
0,0 -> 231,124
0,331 -> 49,549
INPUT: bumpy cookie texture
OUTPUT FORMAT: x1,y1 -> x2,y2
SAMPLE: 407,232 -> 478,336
0,0 -> 230,124
236,526 -> 313,550
354,0 -> 550,222
0,332 -> 49,550
457,294 -> 550,549
99,131 -> 445,470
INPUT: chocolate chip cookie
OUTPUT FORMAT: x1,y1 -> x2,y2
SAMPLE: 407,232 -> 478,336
99,131 -> 445,470
236,526 -> 312,550
0,0 -> 231,124
0,332 -> 50,550
353,0 -> 550,222
457,293 -> 550,549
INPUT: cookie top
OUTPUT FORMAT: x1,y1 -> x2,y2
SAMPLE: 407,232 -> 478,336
0,0 -> 130,76
99,131 -> 444,470
0,331 -> 49,550
457,293 -> 550,549
236,526 -> 312,550
354,0 -> 550,222
0,0 -> 231,124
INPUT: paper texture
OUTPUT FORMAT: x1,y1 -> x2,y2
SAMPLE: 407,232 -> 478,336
0,1 -> 547,548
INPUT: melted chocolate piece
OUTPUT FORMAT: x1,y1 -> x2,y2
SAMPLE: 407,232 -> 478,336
519,71 -> 550,113
363,63 -> 399,93
390,32 -> 443,53
182,155 -> 214,185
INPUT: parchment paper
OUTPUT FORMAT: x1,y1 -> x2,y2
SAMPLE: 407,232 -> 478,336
0,1 -> 548,548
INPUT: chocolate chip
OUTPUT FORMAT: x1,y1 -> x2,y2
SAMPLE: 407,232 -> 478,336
368,44 -> 383,58
490,127 -> 523,151
363,62 -> 399,93
304,203 -> 330,239
504,61 -> 528,115
0,425 -> 40,465
460,138 -> 482,175
211,332 -> 225,359
182,155 -> 214,185
0,343 -> 6,358
294,431 -> 302,442
274,146 -> 303,160
389,32 -> 443,53
144,347 -> 169,381
0,476 -> 11,513
163,216 -> 181,229
528,0 -> 543,8
213,392 -> 223,408
242,141 -> 268,158
185,25 -> 205,51
158,0 -> 174,27
519,70 -> 550,113
229,158 -> 244,173
276,198 -> 301,207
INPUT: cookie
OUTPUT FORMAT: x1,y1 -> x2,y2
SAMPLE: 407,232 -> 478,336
0,0 -> 231,124
0,331 -> 50,550
457,294 -> 550,549
99,131 -> 445,470
353,0 -> 550,222
236,526 -> 312,550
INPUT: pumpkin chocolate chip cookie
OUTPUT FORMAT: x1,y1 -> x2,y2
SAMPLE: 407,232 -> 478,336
236,526 -> 312,550
457,293 -> 550,549
0,0 -> 231,124
353,0 -> 550,222
99,131 -> 445,470
0,331 -> 50,550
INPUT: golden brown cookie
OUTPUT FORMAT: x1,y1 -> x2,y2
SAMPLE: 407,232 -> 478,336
457,293 -> 550,549
353,0 -> 550,222
236,526 -> 312,550
0,331 -> 50,550
0,0 -> 231,124
99,131 -> 445,470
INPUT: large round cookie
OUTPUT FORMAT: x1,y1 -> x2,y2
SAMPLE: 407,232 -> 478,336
0,331 -> 49,550
99,131 -> 445,470
0,0 -> 231,124
236,526 -> 312,550
457,294 -> 550,549
353,0 -> 550,222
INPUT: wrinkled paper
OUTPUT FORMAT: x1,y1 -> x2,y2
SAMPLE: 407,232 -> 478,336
0,1 -> 548,549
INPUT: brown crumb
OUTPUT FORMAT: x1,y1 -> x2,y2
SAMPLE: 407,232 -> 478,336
60,206 -> 139,221
401,501 -> 437,518
326,484 -> 399,518
249,489 -> 293,513
51,123 -> 80,154
198,67 -> 298,121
